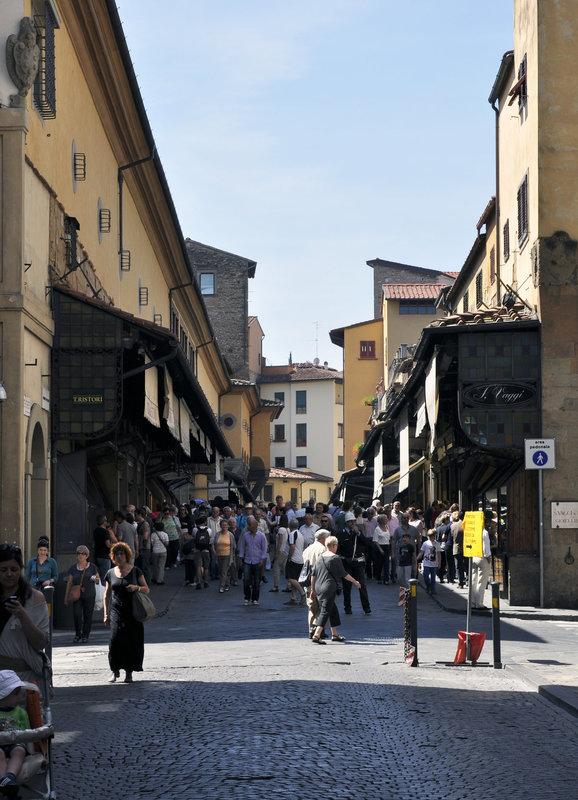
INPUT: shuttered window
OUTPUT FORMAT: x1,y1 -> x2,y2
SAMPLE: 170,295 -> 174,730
503,219 -> 510,262
518,174 -> 529,246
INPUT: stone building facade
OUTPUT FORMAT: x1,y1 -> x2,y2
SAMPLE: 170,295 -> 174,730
185,239 -> 256,379
367,258 -> 455,318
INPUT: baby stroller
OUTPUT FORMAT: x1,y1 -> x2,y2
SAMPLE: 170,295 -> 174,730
0,656 -> 54,800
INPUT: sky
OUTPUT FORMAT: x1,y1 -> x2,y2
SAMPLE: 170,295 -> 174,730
117,0 -> 514,369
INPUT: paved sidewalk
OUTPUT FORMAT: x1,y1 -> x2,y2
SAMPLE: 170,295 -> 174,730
417,573 -> 578,717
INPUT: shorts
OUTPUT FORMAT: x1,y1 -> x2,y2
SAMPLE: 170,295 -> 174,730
1,743 -> 26,756
285,560 -> 303,581
193,551 -> 210,568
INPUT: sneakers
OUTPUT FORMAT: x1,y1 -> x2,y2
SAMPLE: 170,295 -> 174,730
219,588 -> 225,593
224,586 -> 230,592
364,609 -> 372,616
0,776 -> 18,797
252,600 -> 259,605
243,599 -> 250,606
196,584 -> 202,591
284,599 -> 298,605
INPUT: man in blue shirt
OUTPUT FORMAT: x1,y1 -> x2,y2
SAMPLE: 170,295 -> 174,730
238,516 -> 268,606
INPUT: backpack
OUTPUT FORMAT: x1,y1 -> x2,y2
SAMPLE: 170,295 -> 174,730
298,560 -> 312,588
195,528 -> 211,550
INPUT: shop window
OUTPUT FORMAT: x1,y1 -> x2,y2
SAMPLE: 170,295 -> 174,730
296,423 -> 307,447
360,340 -> 375,359
199,273 -> 215,295
296,390 -> 307,414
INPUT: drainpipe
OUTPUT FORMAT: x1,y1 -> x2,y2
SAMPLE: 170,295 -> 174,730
490,97 -> 501,305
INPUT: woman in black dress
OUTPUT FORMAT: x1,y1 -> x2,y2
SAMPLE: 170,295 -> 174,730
103,542 -> 149,683
309,536 -> 360,644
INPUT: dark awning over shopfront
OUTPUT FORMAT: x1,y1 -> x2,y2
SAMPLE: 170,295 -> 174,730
51,287 -> 232,461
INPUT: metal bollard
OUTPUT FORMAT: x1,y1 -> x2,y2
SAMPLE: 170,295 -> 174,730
490,581 -> 502,669
408,579 -> 418,667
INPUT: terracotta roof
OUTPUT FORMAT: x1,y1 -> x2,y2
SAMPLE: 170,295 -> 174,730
429,300 -> 534,328
268,467 -> 333,482
382,283 -> 444,300
259,362 -> 342,383
442,271 -> 460,278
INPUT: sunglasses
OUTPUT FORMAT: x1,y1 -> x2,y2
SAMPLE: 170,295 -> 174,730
0,544 -> 21,556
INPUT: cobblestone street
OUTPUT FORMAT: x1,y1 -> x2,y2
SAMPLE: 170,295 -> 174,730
50,575 -> 578,799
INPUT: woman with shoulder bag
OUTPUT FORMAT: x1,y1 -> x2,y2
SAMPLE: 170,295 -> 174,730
64,545 -> 100,644
103,542 -> 150,683
24,537 -> 58,591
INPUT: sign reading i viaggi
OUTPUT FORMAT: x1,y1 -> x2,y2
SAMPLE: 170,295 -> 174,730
462,511 -> 484,559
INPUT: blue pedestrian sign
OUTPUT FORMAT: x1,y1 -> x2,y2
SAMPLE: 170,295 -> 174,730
525,439 -> 556,470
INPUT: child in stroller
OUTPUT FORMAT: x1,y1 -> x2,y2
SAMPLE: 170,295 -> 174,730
0,671 -> 31,797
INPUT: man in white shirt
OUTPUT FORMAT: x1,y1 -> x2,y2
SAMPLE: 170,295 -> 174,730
302,528 -> 329,638
299,513 -> 319,548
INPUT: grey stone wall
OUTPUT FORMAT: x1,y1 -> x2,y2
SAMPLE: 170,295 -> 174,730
186,239 -> 256,378
367,259 -> 454,317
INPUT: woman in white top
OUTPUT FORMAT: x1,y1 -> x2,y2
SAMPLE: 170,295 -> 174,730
150,521 -> 169,585
373,514 -> 392,584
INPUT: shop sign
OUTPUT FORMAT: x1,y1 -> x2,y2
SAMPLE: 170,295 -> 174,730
462,511 -> 484,558
462,382 -> 536,407
72,392 -> 104,405
551,502 -> 578,529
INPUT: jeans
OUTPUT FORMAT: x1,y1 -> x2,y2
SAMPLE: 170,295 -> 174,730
342,560 -> 370,613
398,565 -> 412,588
373,544 -> 391,582
151,551 -> 167,582
243,562 -> 262,602
445,549 -> 456,582
167,539 -> 180,568
423,565 -> 437,593
272,551 -> 287,589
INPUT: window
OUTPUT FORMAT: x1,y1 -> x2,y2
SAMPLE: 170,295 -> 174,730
360,340 -> 376,359
296,456 -> 307,468
337,455 -> 344,472
296,423 -> 307,447
274,456 -> 285,468
475,271 -> 483,308
199,273 -> 215,295
64,216 -> 79,269
517,53 -> 527,114
399,301 -> 436,315
273,424 -> 285,442
290,488 -> 298,504
296,390 -> 307,414
463,291 -> 469,313
337,422 -> 344,439
309,489 -> 317,502
490,246 -> 496,284
170,309 -> 179,337
263,484 -> 273,502
518,174 -> 529,247
503,219 -> 510,262
33,2 -> 58,119
274,391 -> 285,403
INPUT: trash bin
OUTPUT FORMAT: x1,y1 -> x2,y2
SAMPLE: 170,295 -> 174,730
454,631 -> 486,665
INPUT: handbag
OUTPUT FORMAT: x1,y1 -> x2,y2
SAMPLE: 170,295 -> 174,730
132,588 -> 156,622
68,567 -> 86,603
94,581 -> 105,611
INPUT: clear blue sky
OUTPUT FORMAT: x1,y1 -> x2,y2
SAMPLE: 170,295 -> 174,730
117,0 -> 513,368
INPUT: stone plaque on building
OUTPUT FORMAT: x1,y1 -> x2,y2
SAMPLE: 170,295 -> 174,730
551,502 -> 578,529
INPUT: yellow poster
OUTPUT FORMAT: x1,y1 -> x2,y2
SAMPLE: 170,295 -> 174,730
462,511 -> 484,558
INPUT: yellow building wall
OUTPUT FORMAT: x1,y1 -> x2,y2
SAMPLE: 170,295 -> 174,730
251,411 -> 273,469
343,320 -> 383,469
265,478 -> 333,507
220,393 -> 252,464
383,302 -> 444,376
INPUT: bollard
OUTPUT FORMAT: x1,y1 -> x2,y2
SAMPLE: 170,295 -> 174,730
408,579 -> 418,667
490,581 -> 502,669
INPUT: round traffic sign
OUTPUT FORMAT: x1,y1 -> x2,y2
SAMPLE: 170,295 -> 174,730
532,450 -> 548,466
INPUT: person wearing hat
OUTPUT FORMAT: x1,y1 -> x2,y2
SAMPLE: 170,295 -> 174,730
337,512 -> 372,615
0,669 -> 31,795
417,529 -> 442,594
24,538 -> 58,591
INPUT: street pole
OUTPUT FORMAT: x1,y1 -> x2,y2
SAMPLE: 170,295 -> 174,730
538,469 -> 544,608
466,557 -> 473,662
490,581 -> 502,669
408,578 -> 418,667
